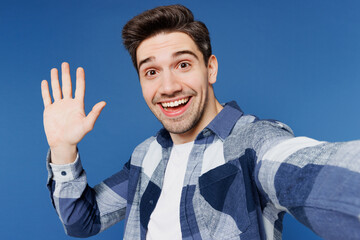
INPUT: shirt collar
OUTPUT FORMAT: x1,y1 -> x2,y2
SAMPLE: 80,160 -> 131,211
156,101 -> 243,147
204,101 -> 243,140
156,128 -> 173,148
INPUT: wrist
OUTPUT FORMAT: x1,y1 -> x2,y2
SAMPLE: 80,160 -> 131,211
50,144 -> 77,165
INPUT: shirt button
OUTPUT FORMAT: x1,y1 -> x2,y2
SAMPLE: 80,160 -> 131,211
61,171 -> 67,176
149,200 -> 153,205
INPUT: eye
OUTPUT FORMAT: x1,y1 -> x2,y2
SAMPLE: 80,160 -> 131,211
145,69 -> 157,77
178,62 -> 191,69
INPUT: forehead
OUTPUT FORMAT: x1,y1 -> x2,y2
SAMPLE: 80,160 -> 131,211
136,32 -> 201,65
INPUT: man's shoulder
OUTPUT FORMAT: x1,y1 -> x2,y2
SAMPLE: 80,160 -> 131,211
231,113 -> 294,137
225,113 -> 294,147
218,101 -> 293,138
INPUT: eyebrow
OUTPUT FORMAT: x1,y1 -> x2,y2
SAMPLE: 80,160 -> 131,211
138,56 -> 155,70
173,50 -> 199,60
138,50 -> 199,70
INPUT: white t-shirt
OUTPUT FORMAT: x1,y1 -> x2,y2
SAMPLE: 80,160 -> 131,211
146,141 -> 194,240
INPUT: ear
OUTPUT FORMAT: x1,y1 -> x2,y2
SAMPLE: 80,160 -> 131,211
207,55 -> 218,85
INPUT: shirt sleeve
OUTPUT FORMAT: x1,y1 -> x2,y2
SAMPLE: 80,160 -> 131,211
46,150 -> 130,238
48,152 -> 83,182
254,125 -> 360,240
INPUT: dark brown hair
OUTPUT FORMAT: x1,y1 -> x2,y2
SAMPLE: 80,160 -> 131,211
122,4 -> 212,71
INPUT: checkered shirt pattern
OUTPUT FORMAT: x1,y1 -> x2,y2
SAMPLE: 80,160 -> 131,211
47,101 -> 360,239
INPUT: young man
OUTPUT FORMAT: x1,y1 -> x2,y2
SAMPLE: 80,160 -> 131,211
41,5 -> 360,240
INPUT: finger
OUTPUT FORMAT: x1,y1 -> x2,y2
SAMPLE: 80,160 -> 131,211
41,80 -> 52,107
84,101 -> 106,132
50,68 -> 62,101
61,62 -> 72,99
75,67 -> 85,102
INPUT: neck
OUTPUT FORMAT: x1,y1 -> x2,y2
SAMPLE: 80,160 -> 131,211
170,98 -> 223,145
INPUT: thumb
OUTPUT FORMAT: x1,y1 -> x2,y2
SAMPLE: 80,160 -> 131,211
84,101 -> 107,132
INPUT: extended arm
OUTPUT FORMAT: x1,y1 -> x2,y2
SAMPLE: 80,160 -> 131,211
253,121 -> 360,240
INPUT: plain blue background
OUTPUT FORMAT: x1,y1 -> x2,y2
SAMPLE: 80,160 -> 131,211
0,0 -> 359,239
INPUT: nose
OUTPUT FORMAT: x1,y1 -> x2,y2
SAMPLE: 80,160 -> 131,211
158,70 -> 182,96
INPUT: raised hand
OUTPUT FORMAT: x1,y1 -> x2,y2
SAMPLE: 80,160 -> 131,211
41,62 -> 106,164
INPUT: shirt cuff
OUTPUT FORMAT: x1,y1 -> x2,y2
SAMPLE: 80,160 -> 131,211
47,150 -> 84,182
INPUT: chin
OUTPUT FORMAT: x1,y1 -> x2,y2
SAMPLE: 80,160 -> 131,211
162,118 -> 199,135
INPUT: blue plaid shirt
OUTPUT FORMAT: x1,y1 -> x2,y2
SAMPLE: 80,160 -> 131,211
47,101 -> 360,239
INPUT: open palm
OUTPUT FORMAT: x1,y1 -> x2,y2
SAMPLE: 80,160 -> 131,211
41,62 -> 106,163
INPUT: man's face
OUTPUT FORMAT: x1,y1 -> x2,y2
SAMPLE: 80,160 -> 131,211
136,32 -> 217,137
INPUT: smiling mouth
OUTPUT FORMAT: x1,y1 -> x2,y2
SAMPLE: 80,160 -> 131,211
160,97 -> 190,111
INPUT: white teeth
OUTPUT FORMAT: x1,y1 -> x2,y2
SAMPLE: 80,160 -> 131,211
161,98 -> 189,108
